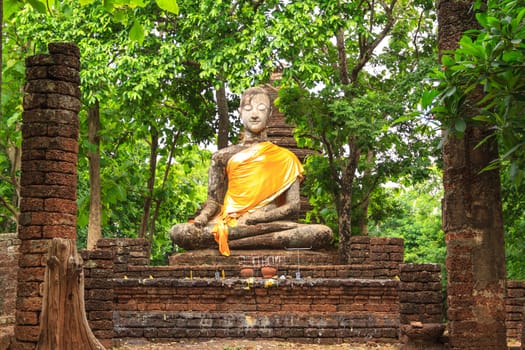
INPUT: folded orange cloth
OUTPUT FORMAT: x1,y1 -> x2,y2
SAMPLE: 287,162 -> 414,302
211,141 -> 303,256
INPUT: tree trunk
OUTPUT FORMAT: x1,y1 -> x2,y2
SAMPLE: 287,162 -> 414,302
0,142 -> 21,231
149,130 -> 180,239
334,5 -> 394,261
0,0 -> 3,120
216,83 -> 229,150
356,149 -> 374,236
438,0 -> 507,348
139,128 -> 158,239
337,138 -> 361,263
37,238 -> 105,350
87,101 -> 102,250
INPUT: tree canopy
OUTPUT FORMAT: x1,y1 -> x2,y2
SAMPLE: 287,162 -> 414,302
1,0 -> 524,275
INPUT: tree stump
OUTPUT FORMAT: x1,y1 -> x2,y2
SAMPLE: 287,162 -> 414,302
37,238 -> 105,350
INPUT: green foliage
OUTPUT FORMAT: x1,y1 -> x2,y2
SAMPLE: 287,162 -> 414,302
421,0 -> 525,279
369,168 -> 446,267
1,0 -> 523,280
0,9 -> 27,232
266,0 -> 441,248
3,0 -> 441,263
2,0 -> 216,264
277,76 -> 440,238
366,164 -> 525,280
425,0 -> 525,183
3,0 -> 179,45
502,172 -> 525,280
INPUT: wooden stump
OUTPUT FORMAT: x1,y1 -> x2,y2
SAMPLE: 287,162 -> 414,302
37,238 -> 105,350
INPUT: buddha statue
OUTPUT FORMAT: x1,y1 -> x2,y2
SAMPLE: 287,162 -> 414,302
170,87 -> 333,256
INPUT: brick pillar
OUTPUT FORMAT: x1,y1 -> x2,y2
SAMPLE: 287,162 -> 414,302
14,42 -> 81,350
445,228 -> 507,349
522,312 -> 524,350
506,281 -> 525,343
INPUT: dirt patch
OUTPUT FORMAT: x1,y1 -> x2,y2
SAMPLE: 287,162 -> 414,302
113,338 -> 401,350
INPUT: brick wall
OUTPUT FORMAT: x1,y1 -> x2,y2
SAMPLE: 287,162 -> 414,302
506,280 -> 525,343
80,237 -> 436,344
112,278 -> 400,343
4,235 -> 525,345
399,263 -> 444,325
81,238 -> 150,346
0,233 -> 20,325
349,236 -> 404,278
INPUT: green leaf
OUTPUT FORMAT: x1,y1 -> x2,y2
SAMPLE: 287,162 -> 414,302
129,20 -> 145,44
502,50 -> 523,63
7,113 -> 21,127
516,7 -> 525,24
156,0 -> 179,14
443,86 -> 457,98
112,9 -> 127,22
472,115 -> 491,123
441,55 -> 454,67
454,118 -> 467,132
476,12 -> 488,27
27,0 -> 47,13
79,0 -> 96,6
421,89 -> 439,109
486,16 -> 501,28
104,0 -> 115,12
3,0 -> 22,19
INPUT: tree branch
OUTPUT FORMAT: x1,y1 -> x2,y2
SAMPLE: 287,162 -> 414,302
412,9 -> 425,63
350,0 -> 398,83
0,195 -> 19,218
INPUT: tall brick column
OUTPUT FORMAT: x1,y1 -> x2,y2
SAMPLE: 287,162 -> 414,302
438,0 -> 507,348
14,42 -> 81,350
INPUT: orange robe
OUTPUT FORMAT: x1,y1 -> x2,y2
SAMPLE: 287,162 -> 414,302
212,141 -> 304,256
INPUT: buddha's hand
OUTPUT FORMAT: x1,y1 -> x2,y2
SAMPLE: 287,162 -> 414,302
237,212 -> 264,225
193,214 -> 208,227
192,200 -> 219,228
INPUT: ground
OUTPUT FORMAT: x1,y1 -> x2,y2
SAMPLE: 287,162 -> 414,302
114,339 -> 401,350
114,337 -> 524,349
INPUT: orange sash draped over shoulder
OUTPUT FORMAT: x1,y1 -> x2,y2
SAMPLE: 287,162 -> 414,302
211,141 -> 304,256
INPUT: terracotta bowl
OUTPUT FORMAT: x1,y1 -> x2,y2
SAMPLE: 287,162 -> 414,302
240,267 -> 254,278
261,266 -> 277,278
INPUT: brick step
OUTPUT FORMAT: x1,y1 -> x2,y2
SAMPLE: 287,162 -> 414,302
121,263 -> 401,280
169,249 -> 339,267
108,277 -> 400,344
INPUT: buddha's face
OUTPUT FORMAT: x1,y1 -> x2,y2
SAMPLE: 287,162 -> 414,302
240,93 -> 271,135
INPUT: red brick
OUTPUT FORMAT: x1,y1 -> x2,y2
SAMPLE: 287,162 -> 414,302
20,184 -> 77,200
27,212 -> 76,227
15,282 -> 40,297
18,226 -> 43,240
16,311 -> 39,325
17,267 -> 45,283
19,239 -> 51,254
16,296 -> 42,312
44,171 -> 77,186
42,225 -> 76,239
14,325 -> 39,342
18,254 -> 45,267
